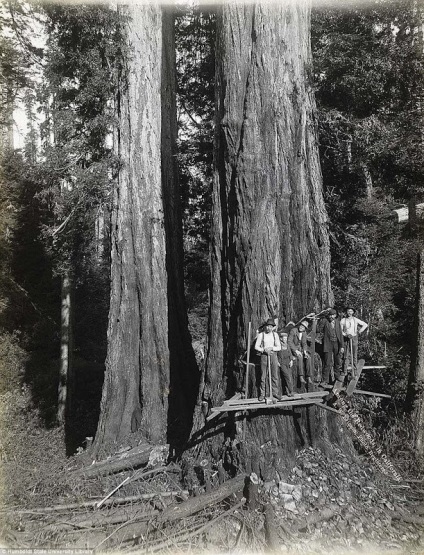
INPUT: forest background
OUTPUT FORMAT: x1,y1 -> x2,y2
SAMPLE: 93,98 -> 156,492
0,0 -> 423,496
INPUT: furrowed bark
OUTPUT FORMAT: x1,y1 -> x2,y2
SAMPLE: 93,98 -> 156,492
94,5 -> 197,455
197,1 -> 348,472
93,5 -> 169,453
206,1 -> 331,407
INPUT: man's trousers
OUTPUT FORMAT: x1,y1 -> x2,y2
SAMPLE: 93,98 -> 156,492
323,341 -> 342,382
296,355 -> 310,380
280,362 -> 293,394
260,353 -> 279,398
345,335 -> 359,372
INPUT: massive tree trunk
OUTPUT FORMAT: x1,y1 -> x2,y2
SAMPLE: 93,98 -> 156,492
93,5 -> 169,454
198,1 -> 347,474
93,5 -> 197,456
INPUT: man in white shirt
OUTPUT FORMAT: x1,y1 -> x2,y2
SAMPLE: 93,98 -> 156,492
255,318 -> 282,401
340,307 -> 368,373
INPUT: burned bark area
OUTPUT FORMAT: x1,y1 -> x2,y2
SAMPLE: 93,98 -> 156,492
93,6 -> 169,455
196,3 -> 347,470
161,9 -> 199,452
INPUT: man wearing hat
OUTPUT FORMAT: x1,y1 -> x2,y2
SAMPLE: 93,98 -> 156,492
254,318 -> 282,401
288,320 -> 311,384
318,309 -> 344,385
340,307 -> 368,373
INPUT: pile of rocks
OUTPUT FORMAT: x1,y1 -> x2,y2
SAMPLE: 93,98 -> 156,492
258,446 -> 424,550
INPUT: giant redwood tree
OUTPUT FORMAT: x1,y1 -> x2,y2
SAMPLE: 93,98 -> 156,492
93,5 -> 197,455
199,1 -> 347,473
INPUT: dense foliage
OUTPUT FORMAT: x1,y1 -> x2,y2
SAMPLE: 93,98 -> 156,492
175,6 -> 215,340
39,5 -> 124,370
311,1 -> 424,406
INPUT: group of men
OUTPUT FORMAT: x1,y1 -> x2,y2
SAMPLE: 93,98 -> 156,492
253,308 -> 368,402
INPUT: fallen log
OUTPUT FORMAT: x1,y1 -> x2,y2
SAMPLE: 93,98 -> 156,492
146,498 -> 246,553
391,513 -> 424,525
73,444 -> 154,477
44,508 -> 159,531
11,491 -> 189,514
100,476 -> 248,548
95,465 -> 172,508
156,474 -> 247,525
293,506 -> 341,532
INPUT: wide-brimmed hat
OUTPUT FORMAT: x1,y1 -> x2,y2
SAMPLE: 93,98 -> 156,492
299,320 -> 309,329
264,318 -> 275,326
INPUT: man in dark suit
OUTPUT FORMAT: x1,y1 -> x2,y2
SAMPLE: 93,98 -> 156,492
288,320 -> 311,384
318,309 -> 344,385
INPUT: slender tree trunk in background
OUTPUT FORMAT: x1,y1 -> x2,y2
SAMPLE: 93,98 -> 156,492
412,0 -> 424,147
161,9 -> 199,451
0,84 -> 14,152
23,89 -> 37,163
95,205 -> 105,262
197,1 -> 347,474
58,273 -> 73,424
360,161 -> 373,199
93,4 -> 170,454
406,251 -> 424,454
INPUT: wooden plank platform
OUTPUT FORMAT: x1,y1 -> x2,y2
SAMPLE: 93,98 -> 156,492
210,395 -> 328,414
358,366 -> 386,370
317,383 -> 390,399
206,394 -> 241,422
354,389 -> 391,399
223,390 -> 328,406
207,385 -> 390,420
347,359 -> 365,395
